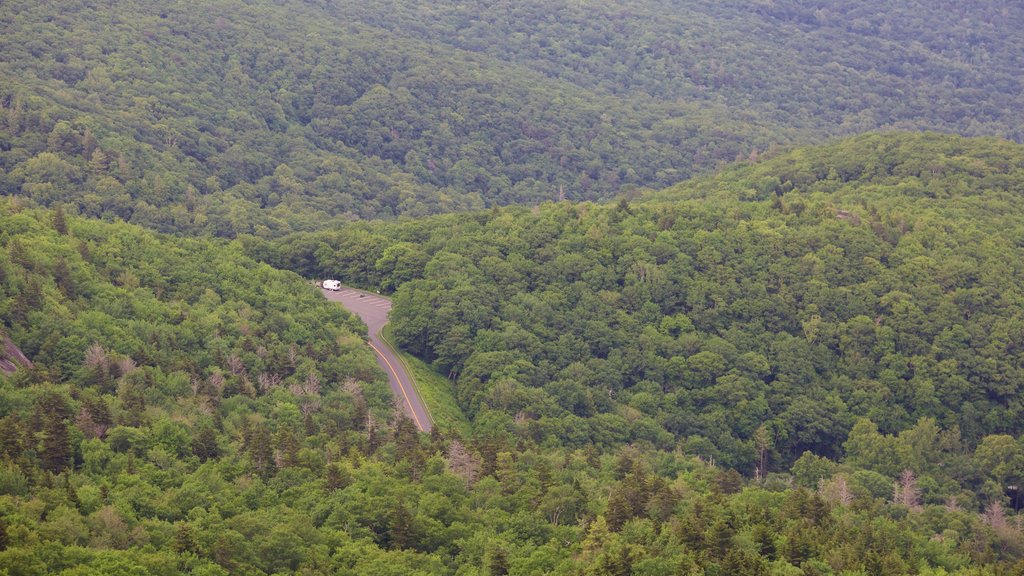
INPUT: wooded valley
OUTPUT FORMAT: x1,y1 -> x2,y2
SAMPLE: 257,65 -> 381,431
3,1 -> 1024,574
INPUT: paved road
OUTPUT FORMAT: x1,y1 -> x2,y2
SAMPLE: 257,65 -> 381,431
321,286 -> 432,432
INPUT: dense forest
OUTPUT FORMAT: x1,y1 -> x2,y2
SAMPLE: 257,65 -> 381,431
263,132 -> 1024,504
2,0 -> 1023,236
4,0 -> 1024,573
2,184 -> 1024,574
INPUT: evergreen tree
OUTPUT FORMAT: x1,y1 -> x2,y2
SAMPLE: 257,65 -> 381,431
191,425 -> 220,462
52,203 -> 68,235
173,523 -> 198,555
485,545 -> 510,576
388,503 -> 414,550
249,423 -> 275,479
118,381 -> 147,427
8,238 -> 31,270
53,256 -> 75,300
0,416 -> 26,459
326,462 -> 352,491
275,426 -> 299,468
40,413 -> 71,473
0,517 -> 8,552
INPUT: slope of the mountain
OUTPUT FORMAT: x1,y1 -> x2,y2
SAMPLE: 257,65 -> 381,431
2,0 -> 1023,236
3,141 -> 1024,574
272,133 -> 1024,475
342,0 -> 1024,136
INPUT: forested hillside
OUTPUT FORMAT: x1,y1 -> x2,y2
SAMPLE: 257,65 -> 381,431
2,187 -> 1023,575
264,132 -> 1024,504
4,0 -> 1024,572
2,0 -> 1023,235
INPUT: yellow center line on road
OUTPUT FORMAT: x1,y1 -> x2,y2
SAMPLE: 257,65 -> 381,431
368,340 -> 425,432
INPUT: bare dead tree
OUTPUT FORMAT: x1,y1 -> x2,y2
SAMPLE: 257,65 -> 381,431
226,354 -> 246,377
983,501 -> 1010,534
288,371 -> 323,416
208,372 -> 226,397
893,469 -> 922,512
257,372 -> 282,394
819,474 -> 853,507
303,371 -> 321,396
753,424 -> 771,482
116,357 -> 137,378
84,343 -> 108,369
342,378 -> 364,400
446,439 -> 481,487
76,407 -> 108,439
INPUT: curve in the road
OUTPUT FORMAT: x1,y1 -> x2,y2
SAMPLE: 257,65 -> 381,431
367,340 -> 425,431
321,285 -> 432,432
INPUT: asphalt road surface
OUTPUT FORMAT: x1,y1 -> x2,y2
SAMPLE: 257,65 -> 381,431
321,285 -> 432,432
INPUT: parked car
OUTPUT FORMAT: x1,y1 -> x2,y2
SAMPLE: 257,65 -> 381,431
323,280 -> 342,291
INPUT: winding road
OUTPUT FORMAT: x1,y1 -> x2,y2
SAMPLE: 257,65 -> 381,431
321,286 -> 432,432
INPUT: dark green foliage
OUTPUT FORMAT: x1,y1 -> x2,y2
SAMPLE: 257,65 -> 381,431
35,392 -> 72,473
51,204 -> 68,235
190,425 -> 219,462
2,1 -> 1023,236
485,545 -> 509,576
248,421 -> 275,480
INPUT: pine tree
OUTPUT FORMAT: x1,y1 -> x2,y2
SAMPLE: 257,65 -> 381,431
429,425 -> 444,450
118,381 -> 146,427
8,239 -> 32,278
605,487 -> 633,531
388,503 -> 414,550
393,414 -> 420,462
781,521 -> 814,565
752,524 -> 777,561
81,127 -> 97,160
89,148 -> 109,174
84,395 -> 112,435
52,203 -> 68,235
63,473 -> 80,508
0,517 -> 9,552
485,544 -> 510,576
721,549 -> 768,576
0,416 -> 26,459
53,257 -> 75,300
707,517 -> 736,560
40,413 -> 71,473
191,425 -> 220,462
174,523 -> 198,555
275,427 -> 299,468
325,462 -> 352,491
249,423 -> 275,479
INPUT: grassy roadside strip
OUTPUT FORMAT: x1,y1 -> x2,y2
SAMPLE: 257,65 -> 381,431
379,324 -> 471,436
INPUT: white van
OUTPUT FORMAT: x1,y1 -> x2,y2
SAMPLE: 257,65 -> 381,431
323,280 -> 342,291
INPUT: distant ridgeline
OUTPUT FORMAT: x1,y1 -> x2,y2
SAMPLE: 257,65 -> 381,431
1,0 -> 1023,235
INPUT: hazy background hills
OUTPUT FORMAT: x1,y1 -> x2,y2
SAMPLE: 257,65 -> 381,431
2,0 -> 1022,235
